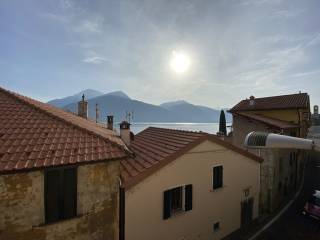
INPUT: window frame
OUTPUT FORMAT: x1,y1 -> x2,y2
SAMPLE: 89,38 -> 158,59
163,184 -> 193,220
212,165 -> 223,190
44,166 -> 78,224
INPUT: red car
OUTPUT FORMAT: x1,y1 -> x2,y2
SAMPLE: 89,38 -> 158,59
302,190 -> 320,219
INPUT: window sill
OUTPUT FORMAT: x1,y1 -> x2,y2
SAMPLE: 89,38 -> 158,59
33,214 -> 85,228
167,210 -> 188,220
210,185 -> 226,192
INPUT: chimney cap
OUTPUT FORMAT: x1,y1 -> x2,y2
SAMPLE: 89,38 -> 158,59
120,121 -> 131,129
249,95 -> 255,100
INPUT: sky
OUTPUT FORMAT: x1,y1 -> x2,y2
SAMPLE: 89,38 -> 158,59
0,0 -> 319,109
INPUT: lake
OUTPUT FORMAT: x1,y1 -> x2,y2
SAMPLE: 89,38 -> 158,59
115,122 -> 231,134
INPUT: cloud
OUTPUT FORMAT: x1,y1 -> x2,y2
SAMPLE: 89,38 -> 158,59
82,56 -> 108,64
82,51 -> 110,64
74,17 -> 104,33
272,9 -> 304,19
239,0 -> 283,6
305,33 -> 320,47
40,12 -> 69,23
233,45 -> 307,92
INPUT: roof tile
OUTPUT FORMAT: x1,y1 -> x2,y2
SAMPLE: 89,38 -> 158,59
121,127 -> 263,189
229,93 -> 309,112
0,87 -> 128,173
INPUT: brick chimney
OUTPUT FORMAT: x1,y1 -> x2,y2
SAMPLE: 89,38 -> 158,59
107,115 -> 114,130
78,94 -> 88,119
120,121 -> 131,146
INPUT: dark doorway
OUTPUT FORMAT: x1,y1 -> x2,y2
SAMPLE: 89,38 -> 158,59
241,197 -> 254,228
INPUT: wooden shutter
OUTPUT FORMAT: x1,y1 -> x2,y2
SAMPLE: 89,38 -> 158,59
62,168 -> 77,219
45,170 -> 61,223
185,184 -> 193,211
163,190 -> 172,220
219,166 -> 223,188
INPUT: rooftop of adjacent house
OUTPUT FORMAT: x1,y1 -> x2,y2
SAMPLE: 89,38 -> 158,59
120,127 -> 263,189
0,87 -> 128,174
235,112 -> 299,130
229,93 -> 309,112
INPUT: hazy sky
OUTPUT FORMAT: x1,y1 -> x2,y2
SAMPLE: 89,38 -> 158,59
1,0 -> 319,108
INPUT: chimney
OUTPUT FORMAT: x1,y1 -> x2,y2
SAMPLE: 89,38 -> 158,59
107,115 -> 114,130
249,95 -> 255,106
120,121 -> 131,146
78,94 -> 88,119
314,105 -> 319,115
95,103 -> 100,123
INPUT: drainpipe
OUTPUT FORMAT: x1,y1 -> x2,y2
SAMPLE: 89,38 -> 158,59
119,177 -> 125,240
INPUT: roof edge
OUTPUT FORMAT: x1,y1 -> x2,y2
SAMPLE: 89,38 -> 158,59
122,134 -> 262,190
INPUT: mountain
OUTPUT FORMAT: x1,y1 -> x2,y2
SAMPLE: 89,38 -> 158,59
160,100 -> 232,122
63,93 -> 180,122
47,89 -> 104,107
104,91 -> 130,99
49,90 -> 230,123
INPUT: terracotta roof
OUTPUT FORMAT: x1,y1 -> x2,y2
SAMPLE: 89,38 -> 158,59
235,112 -> 299,129
0,87 -> 128,174
229,93 -> 309,112
121,127 -> 262,189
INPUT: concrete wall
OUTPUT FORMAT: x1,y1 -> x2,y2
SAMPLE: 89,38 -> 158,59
125,140 -> 260,240
0,160 -> 120,240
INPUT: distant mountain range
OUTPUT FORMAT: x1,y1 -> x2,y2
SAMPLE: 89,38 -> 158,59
48,89 -> 104,107
47,90 -> 231,123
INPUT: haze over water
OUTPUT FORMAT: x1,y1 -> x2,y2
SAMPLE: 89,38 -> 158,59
116,122 -> 231,135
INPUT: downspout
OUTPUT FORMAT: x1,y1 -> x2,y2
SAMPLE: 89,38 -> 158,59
297,108 -> 301,137
119,177 -> 125,240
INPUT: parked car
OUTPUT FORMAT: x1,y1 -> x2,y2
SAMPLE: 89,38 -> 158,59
302,190 -> 320,219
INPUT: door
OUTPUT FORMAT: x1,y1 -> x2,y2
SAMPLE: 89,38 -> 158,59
241,197 -> 254,228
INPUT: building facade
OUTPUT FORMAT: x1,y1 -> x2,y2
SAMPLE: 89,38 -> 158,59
0,87 -> 128,240
120,128 -> 262,240
311,105 -> 320,126
229,93 -> 311,214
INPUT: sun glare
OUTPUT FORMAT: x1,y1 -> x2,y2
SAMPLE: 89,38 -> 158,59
170,51 -> 191,74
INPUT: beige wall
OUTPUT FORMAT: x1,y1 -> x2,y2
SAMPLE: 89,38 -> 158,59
125,140 -> 260,240
0,160 -> 120,240
241,109 -> 299,123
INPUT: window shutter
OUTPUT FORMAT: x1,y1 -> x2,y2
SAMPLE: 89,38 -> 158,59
163,190 -> 171,220
219,166 -> 223,188
45,170 -> 60,223
62,168 -> 77,219
185,184 -> 193,211
213,167 -> 218,189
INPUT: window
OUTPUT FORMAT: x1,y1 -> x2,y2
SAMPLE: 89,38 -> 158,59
171,187 -> 183,213
163,184 -> 192,220
213,166 -> 223,189
45,168 -> 77,223
213,222 -> 220,231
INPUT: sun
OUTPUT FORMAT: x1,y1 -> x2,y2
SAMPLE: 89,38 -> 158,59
170,51 -> 191,74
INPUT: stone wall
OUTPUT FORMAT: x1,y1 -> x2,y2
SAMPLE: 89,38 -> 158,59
232,115 -> 301,214
0,160 -> 120,240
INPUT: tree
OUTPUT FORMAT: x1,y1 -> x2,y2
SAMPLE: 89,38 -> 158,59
219,110 -> 227,135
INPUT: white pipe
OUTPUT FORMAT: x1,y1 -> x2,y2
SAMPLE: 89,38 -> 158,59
265,133 -> 314,150
245,132 -> 318,151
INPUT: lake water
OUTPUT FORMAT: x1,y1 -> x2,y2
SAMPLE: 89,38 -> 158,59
116,122 -> 231,134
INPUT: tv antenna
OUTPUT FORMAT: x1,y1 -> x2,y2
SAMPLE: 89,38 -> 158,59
125,110 -> 134,123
